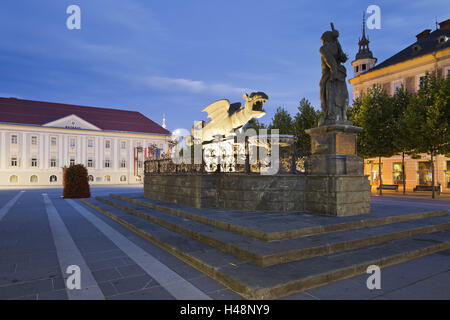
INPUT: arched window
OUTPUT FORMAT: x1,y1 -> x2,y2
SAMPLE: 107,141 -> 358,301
30,175 -> 38,183
49,175 -> 58,182
120,175 -> 127,182
104,175 -> 111,182
10,175 -> 18,184
88,175 -> 94,182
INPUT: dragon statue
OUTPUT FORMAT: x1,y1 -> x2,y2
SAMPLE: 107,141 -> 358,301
192,92 -> 269,142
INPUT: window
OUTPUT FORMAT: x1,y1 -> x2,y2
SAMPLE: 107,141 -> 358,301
10,157 -> 18,167
120,160 -> 126,168
105,140 -> 111,149
87,159 -> 93,168
49,175 -> 58,182
31,158 -> 38,167
50,158 -> 57,167
120,175 -> 127,182
70,158 -> 75,166
104,160 -> 110,168
418,161 -> 432,186
30,175 -> 38,183
11,135 -> 18,144
393,81 -> 403,93
361,64 -> 366,71
104,175 -> 111,182
88,139 -> 94,147
355,66 -> 359,73
10,175 -> 18,184
121,141 -> 126,149
70,138 -> 76,147
51,137 -> 57,146
88,175 -> 94,182
392,163 -> 404,185
417,74 -> 428,90
31,136 -> 37,145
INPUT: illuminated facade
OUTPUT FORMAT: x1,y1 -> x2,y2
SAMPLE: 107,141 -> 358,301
349,18 -> 450,192
0,98 -> 170,186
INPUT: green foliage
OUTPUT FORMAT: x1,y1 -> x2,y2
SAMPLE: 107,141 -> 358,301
351,85 -> 397,159
293,98 -> 321,153
268,106 -> 294,135
245,118 -> 267,134
404,71 -> 450,157
392,86 -> 414,155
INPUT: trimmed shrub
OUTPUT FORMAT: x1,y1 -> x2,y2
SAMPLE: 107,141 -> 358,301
63,164 -> 91,198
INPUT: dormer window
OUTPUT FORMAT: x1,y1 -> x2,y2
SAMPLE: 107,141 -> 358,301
361,64 -> 366,71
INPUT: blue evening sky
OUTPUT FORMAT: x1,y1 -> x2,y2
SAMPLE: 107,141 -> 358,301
1,0 -> 448,133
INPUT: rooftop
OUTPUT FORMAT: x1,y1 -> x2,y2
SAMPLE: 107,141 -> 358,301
0,97 -> 170,135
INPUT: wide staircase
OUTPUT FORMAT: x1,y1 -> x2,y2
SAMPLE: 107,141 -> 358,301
82,194 -> 450,299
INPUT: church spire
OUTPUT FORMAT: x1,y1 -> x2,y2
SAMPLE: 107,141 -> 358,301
355,11 -> 374,60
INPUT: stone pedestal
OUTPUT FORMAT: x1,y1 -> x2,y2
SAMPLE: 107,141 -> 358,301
305,122 -> 370,216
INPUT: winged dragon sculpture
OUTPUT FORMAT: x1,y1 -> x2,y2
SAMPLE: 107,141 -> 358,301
191,92 -> 269,142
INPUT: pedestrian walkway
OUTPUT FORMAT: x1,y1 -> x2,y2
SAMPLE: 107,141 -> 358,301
0,187 -> 448,300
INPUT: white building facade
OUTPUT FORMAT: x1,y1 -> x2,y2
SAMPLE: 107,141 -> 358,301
0,98 -> 170,186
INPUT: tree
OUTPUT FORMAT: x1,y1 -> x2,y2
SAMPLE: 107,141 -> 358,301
293,98 -> 321,153
268,106 -> 294,135
244,118 -> 267,134
404,71 -> 450,198
63,164 -> 91,198
392,86 -> 414,194
350,85 -> 397,195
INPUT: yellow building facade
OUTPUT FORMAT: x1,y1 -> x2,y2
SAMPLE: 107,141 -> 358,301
349,18 -> 450,193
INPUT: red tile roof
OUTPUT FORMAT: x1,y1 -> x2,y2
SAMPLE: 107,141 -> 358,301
0,97 -> 170,135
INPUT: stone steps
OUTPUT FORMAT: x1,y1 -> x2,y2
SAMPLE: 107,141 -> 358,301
95,195 -> 450,267
109,193 -> 448,241
82,198 -> 450,299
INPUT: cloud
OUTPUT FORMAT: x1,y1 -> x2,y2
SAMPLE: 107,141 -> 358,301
145,76 -> 251,95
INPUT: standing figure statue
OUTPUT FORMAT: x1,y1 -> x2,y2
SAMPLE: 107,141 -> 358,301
319,23 -> 350,125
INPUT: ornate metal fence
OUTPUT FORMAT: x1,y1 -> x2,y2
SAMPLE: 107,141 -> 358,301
145,152 -> 310,175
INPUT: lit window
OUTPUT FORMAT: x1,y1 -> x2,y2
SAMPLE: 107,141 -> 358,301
10,175 -> 18,184
31,136 -> 37,145
31,158 -> 38,167
11,135 -> 18,144
392,163 -> 404,185
10,157 -> 18,167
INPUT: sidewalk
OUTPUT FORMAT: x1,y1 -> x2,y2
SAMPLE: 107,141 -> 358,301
371,189 -> 450,200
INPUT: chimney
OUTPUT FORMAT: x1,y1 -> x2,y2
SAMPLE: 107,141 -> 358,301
416,29 -> 431,41
439,18 -> 450,30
